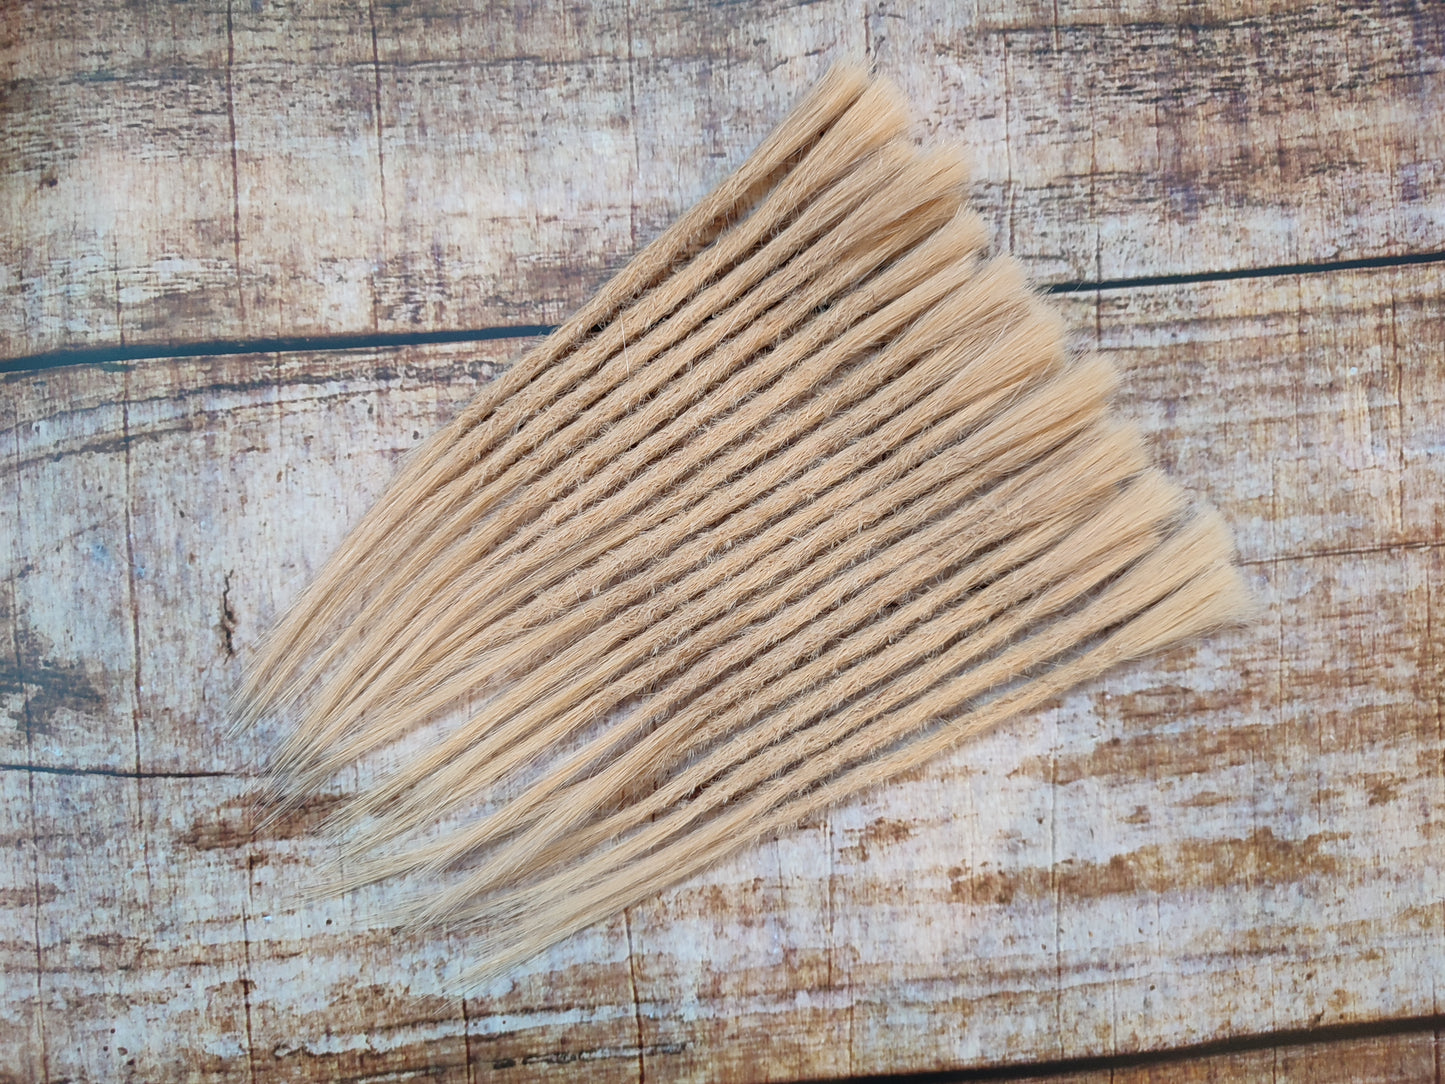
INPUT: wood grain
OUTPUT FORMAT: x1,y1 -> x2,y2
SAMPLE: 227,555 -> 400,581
5,0 -> 1442,1077
3,262 -> 1442,1080
2,0 -> 1442,357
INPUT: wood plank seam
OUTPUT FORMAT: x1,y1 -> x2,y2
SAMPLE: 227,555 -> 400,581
821,1014 -> 1445,1083
5,250 -> 1443,376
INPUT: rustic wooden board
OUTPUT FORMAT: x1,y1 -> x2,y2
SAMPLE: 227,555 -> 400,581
2,0 -> 1442,357
2,261 -> 1442,1080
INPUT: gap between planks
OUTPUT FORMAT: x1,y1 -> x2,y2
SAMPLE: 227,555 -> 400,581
3,250 -> 1443,376
818,1011 -> 1445,1083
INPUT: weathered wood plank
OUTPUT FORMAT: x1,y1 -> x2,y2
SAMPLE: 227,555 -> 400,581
0,261 -> 1441,1078
3,0 -> 1441,356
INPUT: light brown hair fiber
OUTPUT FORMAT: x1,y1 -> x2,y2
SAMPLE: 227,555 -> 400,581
237,63 -> 1253,988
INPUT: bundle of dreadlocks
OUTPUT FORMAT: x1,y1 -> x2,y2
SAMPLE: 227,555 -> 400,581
236,64 -> 1249,986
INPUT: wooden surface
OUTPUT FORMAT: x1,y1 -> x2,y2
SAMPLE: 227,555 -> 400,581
4,0 -> 1443,357
2,2 -> 1443,1081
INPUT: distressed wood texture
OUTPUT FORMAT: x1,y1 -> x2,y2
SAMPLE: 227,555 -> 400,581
2,0 -> 1443,357
4,0 -> 1445,1081
3,263 -> 1444,1080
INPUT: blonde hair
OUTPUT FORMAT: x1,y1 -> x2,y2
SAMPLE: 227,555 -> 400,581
236,63 -> 1251,988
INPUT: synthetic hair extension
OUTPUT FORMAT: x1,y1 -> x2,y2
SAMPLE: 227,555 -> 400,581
238,63 -> 1252,988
